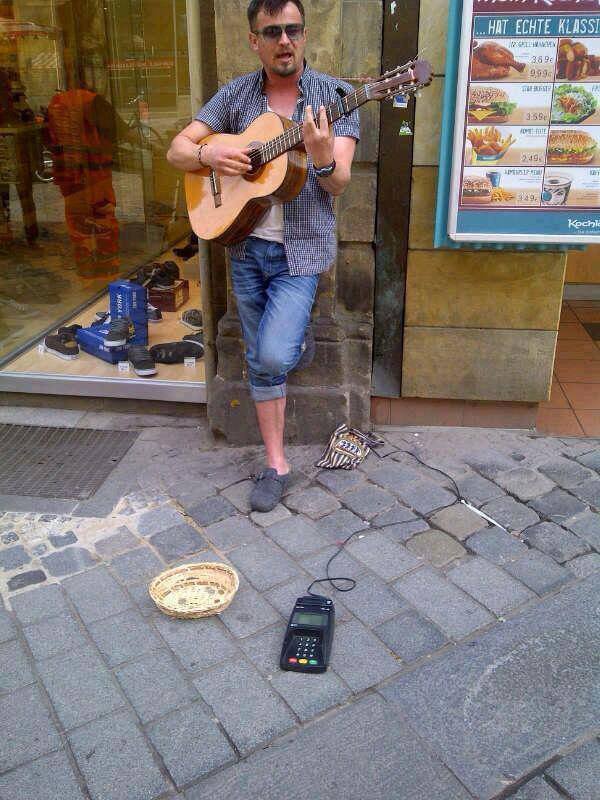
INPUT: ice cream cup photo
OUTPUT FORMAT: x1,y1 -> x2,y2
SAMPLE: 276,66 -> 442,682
541,174 -> 573,206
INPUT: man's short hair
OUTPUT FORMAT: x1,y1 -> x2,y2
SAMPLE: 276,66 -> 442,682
247,0 -> 305,30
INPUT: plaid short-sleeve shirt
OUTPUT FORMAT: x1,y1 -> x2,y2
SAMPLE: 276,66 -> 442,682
195,63 -> 360,276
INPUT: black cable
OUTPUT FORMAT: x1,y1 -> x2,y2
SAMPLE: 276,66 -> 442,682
306,443 -> 465,598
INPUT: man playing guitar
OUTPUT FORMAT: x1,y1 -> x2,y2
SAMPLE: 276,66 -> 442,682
167,0 -> 359,512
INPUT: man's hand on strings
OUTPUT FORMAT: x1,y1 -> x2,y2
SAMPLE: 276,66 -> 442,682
202,143 -> 252,176
303,105 -> 334,168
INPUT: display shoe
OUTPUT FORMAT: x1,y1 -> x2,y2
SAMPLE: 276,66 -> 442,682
132,265 -> 154,287
183,331 -> 204,346
128,345 -> 157,377
149,338 -> 204,364
103,317 -> 135,348
173,234 -> 198,260
147,303 -> 162,323
57,323 -> 82,337
151,262 -> 179,290
44,331 -> 79,360
91,310 -> 110,327
180,309 -> 203,330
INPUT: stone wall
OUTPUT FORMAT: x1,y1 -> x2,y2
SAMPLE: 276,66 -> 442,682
207,0 -> 382,444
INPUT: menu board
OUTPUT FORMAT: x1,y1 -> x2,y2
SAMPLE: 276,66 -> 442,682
448,0 -> 600,243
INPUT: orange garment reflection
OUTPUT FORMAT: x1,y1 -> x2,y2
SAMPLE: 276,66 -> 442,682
47,88 -> 119,278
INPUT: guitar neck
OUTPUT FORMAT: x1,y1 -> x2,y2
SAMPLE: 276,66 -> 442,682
257,84 -> 370,165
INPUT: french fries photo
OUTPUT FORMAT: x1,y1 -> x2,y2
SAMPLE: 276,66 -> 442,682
467,126 -> 516,160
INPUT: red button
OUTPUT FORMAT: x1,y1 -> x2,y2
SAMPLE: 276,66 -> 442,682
288,658 -> 298,664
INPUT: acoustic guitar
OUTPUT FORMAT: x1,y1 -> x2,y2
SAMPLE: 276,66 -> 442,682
185,59 -> 432,246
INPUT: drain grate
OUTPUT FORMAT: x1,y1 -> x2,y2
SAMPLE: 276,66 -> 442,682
0,425 -> 139,500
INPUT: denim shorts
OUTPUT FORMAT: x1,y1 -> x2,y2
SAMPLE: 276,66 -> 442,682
230,237 -> 319,402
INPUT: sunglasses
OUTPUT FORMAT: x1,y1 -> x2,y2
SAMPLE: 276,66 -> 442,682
252,23 -> 305,41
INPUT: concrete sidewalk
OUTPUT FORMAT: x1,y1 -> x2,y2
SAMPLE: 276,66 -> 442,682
0,406 -> 599,800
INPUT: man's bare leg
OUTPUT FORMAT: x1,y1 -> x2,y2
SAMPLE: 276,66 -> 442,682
255,397 -> 290,475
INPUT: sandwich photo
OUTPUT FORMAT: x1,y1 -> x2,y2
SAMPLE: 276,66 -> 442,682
461,175 -> 493,205
547,129 -> 597,164
468,86 -> 517,123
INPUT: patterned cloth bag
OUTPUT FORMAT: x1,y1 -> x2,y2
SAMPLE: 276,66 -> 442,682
316,424 -> 385,470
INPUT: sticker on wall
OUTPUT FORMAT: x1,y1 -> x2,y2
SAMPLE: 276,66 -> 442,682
398,122 -> 413,136
393,94 -> 408,108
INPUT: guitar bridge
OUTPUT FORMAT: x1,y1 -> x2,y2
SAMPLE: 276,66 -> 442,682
209,170 -> 222,208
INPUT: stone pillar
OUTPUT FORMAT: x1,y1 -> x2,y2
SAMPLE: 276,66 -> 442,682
207,0 -> 382,445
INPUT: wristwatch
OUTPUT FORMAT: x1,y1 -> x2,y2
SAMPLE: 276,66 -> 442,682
314,159 -> 336,178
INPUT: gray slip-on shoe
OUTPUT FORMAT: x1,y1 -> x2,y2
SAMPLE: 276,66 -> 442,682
250,468 -> 291,512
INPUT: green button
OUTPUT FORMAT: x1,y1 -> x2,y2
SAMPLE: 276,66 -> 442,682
309,659 -> 318,665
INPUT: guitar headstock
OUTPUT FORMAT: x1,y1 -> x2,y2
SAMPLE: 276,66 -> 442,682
366,59 -> 433,103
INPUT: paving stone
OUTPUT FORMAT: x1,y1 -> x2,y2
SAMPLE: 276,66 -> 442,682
238,623 -> 288,675
456,473 -> 506,505
338,573 -> 408,626
447,557 -> 535,615
264,574 -> 354,622
10,583 -> 69,625
577,448 -> 600,470
221,479 -> 254,513
368,461 -> 424,493
23,611 -> 87,660
126,581 -> 159,616
204,515 -> 262,551
68,709 -> 170,800
0,685 -> 61,771
41,547 -> 97,577
546,738 -> 600,800
466,527 -> 529,566
284,486 -> 341,519
153,614 -> 238,672
0,530 -> 18,544
95,526 -> 139,557
0,609 -> 16,642
528,489 -> 588,524
511,776 -> 564,799
263,515 -> 326,557
538,457 -> 594,490
347,531 -> 422,580
108,546 -> 164,585
429,503 -> 488,540
383,518 -> 431,542
7,569 -> 47,591
220,587 -> 281,637
494,468 -> 556,501
186,495 -> 237,526
375,609 -> 449,661
372,503 -> 418,527
316,467 -> 366,494
0,545 -> 31,570
63,567 -> 133,624
270,668 -> 351,721
48,531 -> 78,548
149,523 -> 207,562
115,648 -> 197,723
393,566 -> 494,639
315,508 -> 369,541
567,511 -> 600,551
185,694 -> 470,800
194,659 -> 296,755
137,504 -> 183,536
147,702 -> 235,788
406,530 -> 467,566
207,462 -> 253,490
329,619 -> 401,691
380,575 -> 600,800
570,478 -> 600,508
250,504 -> 291,527
566,552 -> 600,578
0,639 -> 35,691
481,497 -> 540,533
524,522 -> 589,563
88,609 -> 162,666
505,551 -> 572,595
398,481 -> 457,516
228,539 -> 302,592
341,484 -> 396,519
0,749 -> 86,800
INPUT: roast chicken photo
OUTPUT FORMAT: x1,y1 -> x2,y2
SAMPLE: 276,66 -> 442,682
471,41 -> 526,81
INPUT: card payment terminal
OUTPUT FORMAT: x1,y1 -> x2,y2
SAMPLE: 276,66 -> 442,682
280,595 -> 334,673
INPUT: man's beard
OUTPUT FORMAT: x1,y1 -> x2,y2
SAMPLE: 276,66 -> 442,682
272,55 -> 297,77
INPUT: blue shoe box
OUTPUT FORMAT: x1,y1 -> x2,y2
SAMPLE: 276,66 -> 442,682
108,280 -> 148,345
76,326 -> 129,365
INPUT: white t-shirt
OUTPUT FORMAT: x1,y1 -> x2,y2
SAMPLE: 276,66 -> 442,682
251,103 -> 285,244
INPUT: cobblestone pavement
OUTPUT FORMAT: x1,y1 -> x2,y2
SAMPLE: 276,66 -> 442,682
1,411 -> 599,800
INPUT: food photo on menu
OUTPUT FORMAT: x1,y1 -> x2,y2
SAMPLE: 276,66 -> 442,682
470,39 -> 557,83
547,128 -> 599,165
556,38 -> 600,82
541,167 -> 600,208
465,125 -> 547,167
461,166 -> 543,207
468,83 -> 552,125
551,83 -> 600,125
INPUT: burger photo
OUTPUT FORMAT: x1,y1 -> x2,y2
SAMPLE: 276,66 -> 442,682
547,130 -> 597,164
461,175 -> 493,205
468,86 -> 517,124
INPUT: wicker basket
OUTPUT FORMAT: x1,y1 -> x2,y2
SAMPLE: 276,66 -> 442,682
148,562 -> 239,619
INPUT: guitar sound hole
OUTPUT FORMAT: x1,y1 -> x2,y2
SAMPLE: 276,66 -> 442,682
245,140 -> 264,181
